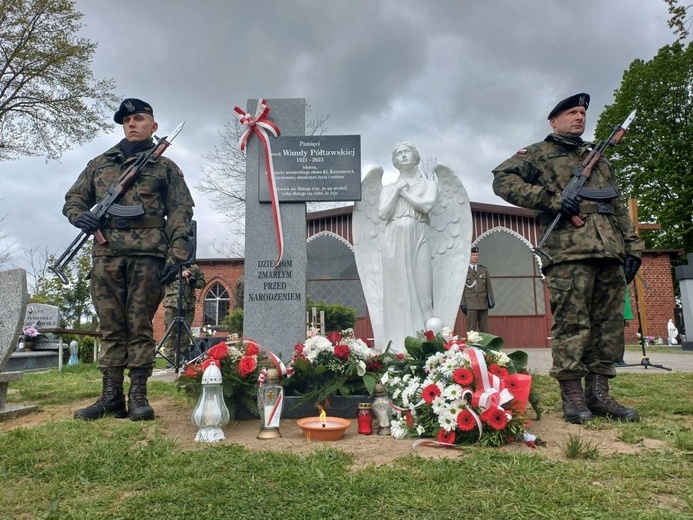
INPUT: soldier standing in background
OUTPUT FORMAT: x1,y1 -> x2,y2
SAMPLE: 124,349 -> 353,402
63,98 -> 194,422
492,93 -> 644,424
161,263 -> 206,367
460,246 -> 495,332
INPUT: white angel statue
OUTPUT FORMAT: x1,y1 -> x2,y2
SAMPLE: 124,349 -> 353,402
667,319 -> 679,345
352,142 -> 472,353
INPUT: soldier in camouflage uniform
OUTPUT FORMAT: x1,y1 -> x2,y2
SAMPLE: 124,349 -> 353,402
492,93 -> 644,424
161,263 -> 205,365
63,98 -> 194,422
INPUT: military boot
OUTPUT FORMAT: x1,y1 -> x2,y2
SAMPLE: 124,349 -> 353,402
128,369 -> 155,421
74,369 -> 127,420
558,379 -> 594,424
585,373 -> 640,422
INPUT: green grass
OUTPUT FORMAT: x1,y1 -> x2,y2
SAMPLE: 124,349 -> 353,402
2,365 -> 693,519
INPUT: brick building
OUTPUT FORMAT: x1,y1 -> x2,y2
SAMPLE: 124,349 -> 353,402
154,203 -> 681,349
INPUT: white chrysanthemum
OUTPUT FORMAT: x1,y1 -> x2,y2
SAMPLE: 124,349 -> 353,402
439,412 -> 457,432
431,395 -> 447,414
392,387 -> 402,400
443,383 -> 465,401
390,419 -> 408,440
416,425 -> 426,435
447,398 -> 466,417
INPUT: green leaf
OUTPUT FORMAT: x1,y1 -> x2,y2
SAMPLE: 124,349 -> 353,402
508,350 -> 529,372
362,373 -> 378,395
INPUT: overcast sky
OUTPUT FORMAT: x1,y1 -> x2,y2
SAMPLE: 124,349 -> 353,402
0,0 -> 680,274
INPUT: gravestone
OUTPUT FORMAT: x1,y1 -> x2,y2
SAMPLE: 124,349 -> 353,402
675,253 -> 693,351
0,269 -> 38,420
243,98 -> 307,362
24,302 -> 61,338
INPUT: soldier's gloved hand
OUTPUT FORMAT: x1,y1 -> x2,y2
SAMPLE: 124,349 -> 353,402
74,211 -> 101,233
560,191 -> 581,217
624,255 -> 642,284
461,305 -> 467,316
159,263 -> 179,285
488,303 -> 495,310
188,274 -> 197,288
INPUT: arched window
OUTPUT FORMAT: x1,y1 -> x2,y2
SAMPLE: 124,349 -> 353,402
203,282 -> 231,326
307,233 -> 367,316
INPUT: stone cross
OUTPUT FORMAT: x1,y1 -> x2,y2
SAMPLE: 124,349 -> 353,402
242,98 -> 307,362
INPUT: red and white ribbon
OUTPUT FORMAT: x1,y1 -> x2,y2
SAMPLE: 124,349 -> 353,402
243,337 -> 294,386
467,347 -> 514,412
233,99 -> 284,266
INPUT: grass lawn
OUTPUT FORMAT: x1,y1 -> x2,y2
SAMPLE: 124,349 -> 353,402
1,361 -> 692,519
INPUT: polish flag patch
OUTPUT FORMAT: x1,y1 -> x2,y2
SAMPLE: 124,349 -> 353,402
516,149 -> 527,155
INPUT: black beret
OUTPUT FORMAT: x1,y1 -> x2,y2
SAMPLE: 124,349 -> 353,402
471,246 -> 479,253
114,98 -> 154,124
547,93 -> 590,120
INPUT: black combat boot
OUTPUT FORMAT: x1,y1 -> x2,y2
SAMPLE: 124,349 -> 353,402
74,369 -> 127,420
585,373 -> 640,422
558,379 -> 594,424
128,369 -> 155,421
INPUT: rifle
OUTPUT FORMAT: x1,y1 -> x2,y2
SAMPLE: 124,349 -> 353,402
50,122 -> 185,285
533,110 -> 636,263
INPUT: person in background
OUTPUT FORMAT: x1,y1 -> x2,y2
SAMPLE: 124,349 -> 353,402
63,98 -> 194,421
492,92 -> 644,424
460,246 -> 495,332
614,285 -> 634,366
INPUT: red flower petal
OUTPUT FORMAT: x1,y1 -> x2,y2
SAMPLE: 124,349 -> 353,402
422,383 -> 441,404
424,330 -> 435,341
437,428 -> 456,444
207,343 -> 229,360
245,343 -> 260,356
452,368 -> 474,386
456,409 -> 477,431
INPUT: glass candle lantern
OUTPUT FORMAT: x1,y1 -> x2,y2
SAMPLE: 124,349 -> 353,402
372,383 -> 392,436
357,402 -> 373,435
257,368 -> 284,439
192,361 -> 230,443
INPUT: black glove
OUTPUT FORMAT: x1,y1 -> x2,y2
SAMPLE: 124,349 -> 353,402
624,255 -> 642,284
74,211 -> 101,233
159,263 -> 179,285
488,303 -> 495,310
560,191 -> 581,217
188,274 -> 197,288
461,305 -> 467,316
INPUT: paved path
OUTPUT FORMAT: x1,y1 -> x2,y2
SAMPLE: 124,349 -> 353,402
508,347 -> 693,375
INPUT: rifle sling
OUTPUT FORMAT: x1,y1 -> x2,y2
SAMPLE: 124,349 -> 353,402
103,217 -> 166,230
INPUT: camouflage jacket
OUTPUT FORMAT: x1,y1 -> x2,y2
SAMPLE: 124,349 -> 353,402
491,133 -> 643,267
162,264 -> 206,308
63,142 -> 194,262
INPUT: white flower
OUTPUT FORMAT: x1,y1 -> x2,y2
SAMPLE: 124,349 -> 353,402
356,360 -> 367,377
390,419 -> 408,440
416,425 -> 426,435
467,330 -> 483,345
443,383 -> 464,401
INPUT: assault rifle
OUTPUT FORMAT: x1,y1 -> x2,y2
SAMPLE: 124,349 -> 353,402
50,122 -> 185,285
533,110 -> 636,263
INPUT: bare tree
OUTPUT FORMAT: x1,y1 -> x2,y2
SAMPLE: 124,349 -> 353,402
197,104 -> 331,257
0,0 -> 119,161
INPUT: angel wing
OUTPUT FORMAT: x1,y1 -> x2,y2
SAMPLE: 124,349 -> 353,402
352,166 -> 385,346
429,163 -> 472,331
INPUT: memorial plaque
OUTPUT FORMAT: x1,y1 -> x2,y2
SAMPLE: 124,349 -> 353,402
258,135 -> 361,202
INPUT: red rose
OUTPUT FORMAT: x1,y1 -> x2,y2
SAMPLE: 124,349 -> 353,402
327,331 -> 342,345
457,409 -> 476,431
424,330 -> 435,341
238,355 -> 257,377
396,353 -> 404,360
207,343 -> 229,361
201,358 -> 217,372
184,366 -> 200,378
245,342 -> 260,357
366,361 -> 383,372
333,344 -> 351,360
452,368 -> 474,386
437,428 -> 456,444
294,342 -> 305,354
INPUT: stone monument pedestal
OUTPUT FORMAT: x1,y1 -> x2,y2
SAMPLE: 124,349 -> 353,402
0,372 -> 38,422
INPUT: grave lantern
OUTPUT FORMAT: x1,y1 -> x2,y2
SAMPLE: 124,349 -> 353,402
191,361 -> 230,443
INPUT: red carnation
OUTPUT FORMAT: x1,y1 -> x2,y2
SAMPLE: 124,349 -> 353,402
422,383 -> 441,404
437,428 -> 456,444
481,407 -> 509,431
327,331 -> 342,345
333,344 -> 351,360
238,355 -> 257,377
489,363 -> 509,379
424,330 -> 435,341
245,343 -> 260,357
456,409 -> 476,431
207,343 -> 229,361
452,368 -> 474,386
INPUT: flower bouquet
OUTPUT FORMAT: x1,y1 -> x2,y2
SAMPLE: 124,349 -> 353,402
285,328 -> 395,406
177,337 -> 276,418
23,325 -> 40,338
382,330 -> 538,447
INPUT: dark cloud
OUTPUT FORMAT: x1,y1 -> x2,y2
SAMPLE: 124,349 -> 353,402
0,0 -> 676,273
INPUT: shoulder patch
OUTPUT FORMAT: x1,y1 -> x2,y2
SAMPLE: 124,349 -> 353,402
177,168 -> 184,177
516,149 -> 527,155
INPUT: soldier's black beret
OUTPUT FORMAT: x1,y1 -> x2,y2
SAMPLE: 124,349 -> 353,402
114,98 -> 154,124
547,93 -> 590,120
471,246 -> 479,253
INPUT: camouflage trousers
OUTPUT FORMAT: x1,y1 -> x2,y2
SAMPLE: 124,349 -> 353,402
91,255 -> 165,376
161,304 -> 196,358
544,260 -> 626,380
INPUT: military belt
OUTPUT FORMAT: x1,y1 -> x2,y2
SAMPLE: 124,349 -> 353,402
104,216 -> 166,230
579,201 -> 614,215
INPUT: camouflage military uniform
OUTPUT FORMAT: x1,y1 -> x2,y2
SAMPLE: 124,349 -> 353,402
492,133 -> 644,380
161,263 -> 205,358
63,143 -> 194,376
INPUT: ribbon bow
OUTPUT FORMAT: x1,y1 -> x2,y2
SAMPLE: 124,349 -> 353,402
467,347 -> 514,412
233,99 -> 284,266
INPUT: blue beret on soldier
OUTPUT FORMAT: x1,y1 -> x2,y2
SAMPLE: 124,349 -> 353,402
547,93 -> 590,120
114,98 -> 154,124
